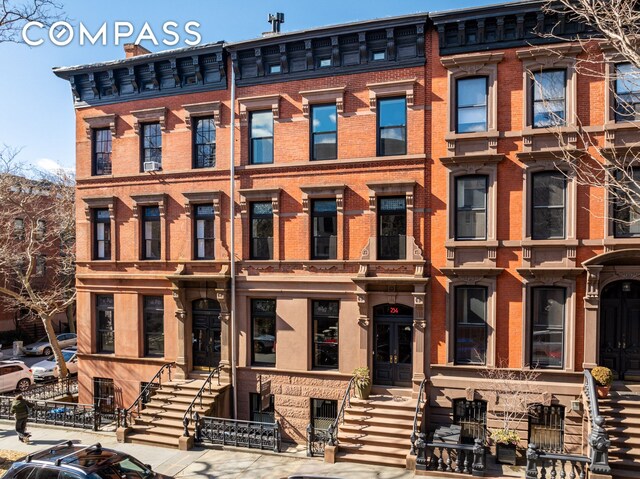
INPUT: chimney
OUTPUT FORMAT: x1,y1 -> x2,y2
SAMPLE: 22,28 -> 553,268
263,12 -> 285,37
124,43 -> 152,58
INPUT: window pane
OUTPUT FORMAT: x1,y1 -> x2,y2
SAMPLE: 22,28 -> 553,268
614,168 -> 640,237
251,202 -> 273,260
313,300 -> 339,368
379,127 -> 407,156
252,299 -> 276,365
455,287 -> 487,365
616,63 -> 640,122
378,98 -> 407,156
312,105 -> 337,134
533,71 -> 566,128
379,98 -> 406,127
144,296 -> 164,357
194,117 -> 216,168
93,129 -> 112,176
456,176 -> 487,240
313,133 -> 337,161
457,78 -> 488,133
531,287 -> 565,368
378,197 -> 407,260
532,172 -> 565,239
312,398 -> 338,430
251,138 -> 274,164
458,107 -> 488,133
96,294 -> 114,354
251,111 -> 273,137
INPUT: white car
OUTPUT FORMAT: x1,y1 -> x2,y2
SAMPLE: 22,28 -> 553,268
31,349 -> 78,381
22,333 -> 77,356
0,360 -> 33,393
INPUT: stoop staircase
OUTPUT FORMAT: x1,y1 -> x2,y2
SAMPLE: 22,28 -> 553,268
599,382 -> 640,479
123,370 -> 230,449
335,391 -> 419,468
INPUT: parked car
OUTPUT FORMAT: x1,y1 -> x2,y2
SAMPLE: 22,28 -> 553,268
0,359 -> 33,393
2,441 -> 172,479
31,348 -> 78,381
22,333 -> 77,356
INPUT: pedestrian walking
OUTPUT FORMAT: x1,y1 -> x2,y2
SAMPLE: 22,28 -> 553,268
10,394 -> 32,442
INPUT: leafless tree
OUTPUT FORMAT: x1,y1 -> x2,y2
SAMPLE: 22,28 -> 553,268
538,1 -> 640,235
0,146 -> 75,378
0,0 -> 64,43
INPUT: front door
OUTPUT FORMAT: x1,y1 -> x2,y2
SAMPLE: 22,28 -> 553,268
373,304 -> 413,387
600,280 -> 640,380
192,299 -> 221,370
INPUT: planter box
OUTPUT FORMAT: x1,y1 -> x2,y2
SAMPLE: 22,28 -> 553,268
496,442 -> 517,465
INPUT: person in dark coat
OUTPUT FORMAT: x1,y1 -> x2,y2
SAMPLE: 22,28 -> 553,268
10,394 -> 33,442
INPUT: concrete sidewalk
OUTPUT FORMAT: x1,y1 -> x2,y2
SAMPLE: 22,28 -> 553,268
0,421 -> 414,478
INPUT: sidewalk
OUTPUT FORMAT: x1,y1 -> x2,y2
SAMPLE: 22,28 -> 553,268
0,421 -> 414,478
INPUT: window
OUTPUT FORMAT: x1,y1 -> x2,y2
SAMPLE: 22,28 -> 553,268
318,57 -> 331,68
614,168 -> 640,237
455,286 -> 487,365
250,111 -> 274,164
96,294 -> 114,354
311,105 -> 337,161
455,176 -> 487,240
615,63 -> 640,122
456,77 -> 488,133
453,399 -> 487,444
378,196 -> 406,260
250,392 -> 275,423
311,200 -> 337,260
531,287 -> 565,369
94,208 -> 111,260
143,296 -> 164,357
250,202 -> 273,260
35,219 -> 46,240
93,377 -> 115,415
532,70 -> 566,128
13,218 -> 24,240
194,117 -> 216,168
268,64 -> 281,74
194,205 -> 215,259
141,123 -> 162,167
372,50 -> 386,61
142,206 -> 161,260
528,404 -> 565,453
311,398 -> 337,430
312,300 -> 339,369
93,128 -> 112,176
531,172 -> 566,240
35,256 -> 46,276
251,299 -> 276,365
378,97 -> 407,156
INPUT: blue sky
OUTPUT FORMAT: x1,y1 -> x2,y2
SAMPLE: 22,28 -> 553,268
0,0 -> 498,172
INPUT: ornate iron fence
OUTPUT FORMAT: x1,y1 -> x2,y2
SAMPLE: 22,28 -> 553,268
195,414 -> 281,452
525,443 -> 589,479
0,396 -> 100,430
23,377 -> 78,401
416,439 -> 486,475
306,424 -> 329,457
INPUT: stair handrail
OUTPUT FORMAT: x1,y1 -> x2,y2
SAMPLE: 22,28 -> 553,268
182,364 -> 222,437
326,376 -> 355,447
583,369 -> 611,474
119,361 -> 174,428
410,377 -> 428,456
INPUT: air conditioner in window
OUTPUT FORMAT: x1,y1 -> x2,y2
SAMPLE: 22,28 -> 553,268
143,161 -> 161,172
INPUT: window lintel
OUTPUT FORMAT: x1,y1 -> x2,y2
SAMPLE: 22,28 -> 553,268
82,196 -> 116,220
299,87 -> 345,117
300,184 -> 345,213
131,107 -> 167,134
239,188 -> 281,214
83,114 -> 116,139
441,267 -> 503,280
366,78 -> 416,110
182,101 -> 221,128
440,154 -> 504,169
516,44 -> 582,64
441,52 -> 504,72
238,94 -> 280,123
131,194 -> 166,218
183,191 -> 222,216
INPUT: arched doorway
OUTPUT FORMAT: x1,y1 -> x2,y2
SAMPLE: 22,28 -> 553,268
192,299 -> 221,370
600,280 -> 640,380
373,303 -> 413,387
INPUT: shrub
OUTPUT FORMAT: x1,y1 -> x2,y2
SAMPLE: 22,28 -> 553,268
591,366 -> 613,387
491,429 -> 520,445
352,367 -> 371,388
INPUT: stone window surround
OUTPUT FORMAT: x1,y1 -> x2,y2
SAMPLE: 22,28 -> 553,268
519,154 -> 577,247
360,180 -> 423,262
300,184 -> 345,261
83,114 -> 117,139
441,52 -> 504,154
130,107 -> 167,134
83,196 -> 117,262
517,45 -> 581,148
131,194 -> 167,262
237,94 -> 280,123
441,155 -> 503,266
299,87 -> 345,117
366,78 -> 416,110
183,191 -> 224,261
519,273 -> 577,373
182,101 -> 222,129
238,188 -> 281,261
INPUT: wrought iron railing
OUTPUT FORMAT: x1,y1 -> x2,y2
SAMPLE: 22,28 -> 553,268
23,377 -> 78,401
421,440 -> 486,475
326,376 -> 355,447
0,396 -> 100,430
583,369 -> 611,474
525,443 -> 589,479
410,378 -> 428,455
182,365 -> 222,437
195,415 -> 280,452
119,362 -> 174,428
306,424 -> 330,457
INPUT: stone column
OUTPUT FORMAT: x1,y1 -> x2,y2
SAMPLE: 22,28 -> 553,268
583,266 -> 602,369
171,286 -> 188,379
216,285 -> 232,383
412,285 -> 427,395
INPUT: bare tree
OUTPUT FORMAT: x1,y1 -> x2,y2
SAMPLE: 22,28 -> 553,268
0,146 -> 75,379
538,1 -> 640,235
0,0 -> 64,43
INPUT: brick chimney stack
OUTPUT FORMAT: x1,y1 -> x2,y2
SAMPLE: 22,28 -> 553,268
124,43 -> 152,58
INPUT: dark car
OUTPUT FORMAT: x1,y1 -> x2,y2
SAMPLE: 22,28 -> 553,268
2,441 -> 172,479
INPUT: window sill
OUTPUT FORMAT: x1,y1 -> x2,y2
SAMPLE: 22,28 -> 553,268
76,353 -> 170,364
603,237 -> 640,246
445,240 -> 498,248
445,131 -> 499,141
236,154 -> 427,172
522,125 -> 576,137
604,121 -> 640,132
521,239 -> 578,247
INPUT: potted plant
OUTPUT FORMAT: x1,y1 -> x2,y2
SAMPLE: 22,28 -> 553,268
591,366 -> 614,398
491,429 -> 520,465
353,367 -> 371,399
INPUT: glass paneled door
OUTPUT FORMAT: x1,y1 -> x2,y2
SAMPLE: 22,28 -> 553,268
192,299 -> 221,370
373,304 -> 413,387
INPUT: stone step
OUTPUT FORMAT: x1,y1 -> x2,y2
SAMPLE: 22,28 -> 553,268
346,405 -> 420,420
339,432 -> 412,448
343,414 -> 414,428
350,397 -> 416,411
133,417 -> 186,430
136,407 -> 209,421
129,424 -> 184,438
338,423 -> 413,439
335,449 -> 405,468
127,431 -> 180,448
339,443 -> 408,459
